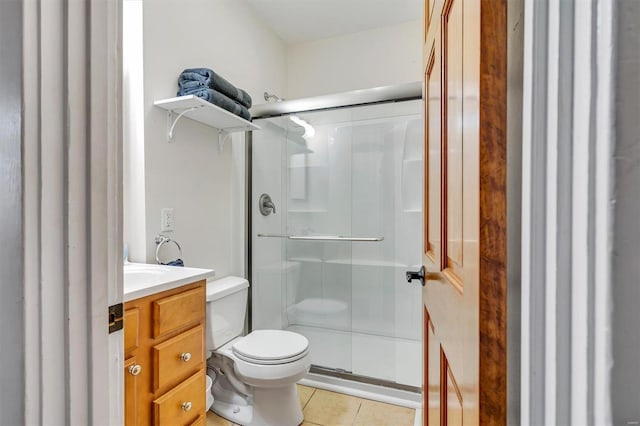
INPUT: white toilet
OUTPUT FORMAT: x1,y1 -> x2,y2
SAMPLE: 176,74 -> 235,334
206,276 -> 311,426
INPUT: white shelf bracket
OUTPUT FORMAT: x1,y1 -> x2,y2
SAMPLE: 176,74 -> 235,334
166,106 -> 203,142
217,130 -> 230,153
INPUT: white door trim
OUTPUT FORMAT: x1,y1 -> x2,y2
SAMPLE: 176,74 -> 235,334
520,0 -> 615,424
22,0 -> 123,424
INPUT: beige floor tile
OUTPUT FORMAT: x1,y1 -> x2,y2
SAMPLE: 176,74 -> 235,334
298,384 -> 316,409
206,410 -> 234,426
303,389 -> 363,426
353,399 -> 415,426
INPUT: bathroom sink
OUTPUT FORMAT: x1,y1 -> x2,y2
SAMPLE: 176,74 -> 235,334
124,264 -> 172,282
124,263 -> 171,275
123,262 -> 215,301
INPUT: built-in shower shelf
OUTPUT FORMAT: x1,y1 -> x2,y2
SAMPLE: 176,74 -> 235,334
154,95 -> 260,151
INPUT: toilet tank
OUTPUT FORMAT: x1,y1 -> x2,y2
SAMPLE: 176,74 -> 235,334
206,276 -> 249,350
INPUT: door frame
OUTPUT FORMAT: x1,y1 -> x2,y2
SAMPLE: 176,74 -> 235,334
22,0 -> 124,424
520,0 -> 615,424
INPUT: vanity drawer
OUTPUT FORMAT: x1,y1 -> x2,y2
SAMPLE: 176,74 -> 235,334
153,370 -> 205,426
189,415 -> 206,426
152,325 -> 204,392
153,285 -> 205,338
124,308 -> 140,354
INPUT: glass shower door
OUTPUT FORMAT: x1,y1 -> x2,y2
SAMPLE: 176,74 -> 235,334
282,108 -> 354,374
252,99 -> 423,388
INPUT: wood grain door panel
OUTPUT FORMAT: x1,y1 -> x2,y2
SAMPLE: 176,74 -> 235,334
425,309 -> 440,426
421,0 -> 507,423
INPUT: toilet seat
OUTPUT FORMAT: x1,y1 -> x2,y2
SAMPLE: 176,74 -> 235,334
232,330 -> 309,366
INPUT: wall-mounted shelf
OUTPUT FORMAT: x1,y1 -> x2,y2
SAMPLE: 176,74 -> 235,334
153,95 -> 260,152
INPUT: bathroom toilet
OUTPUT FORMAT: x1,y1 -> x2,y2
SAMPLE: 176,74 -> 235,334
206,276 -> 311,426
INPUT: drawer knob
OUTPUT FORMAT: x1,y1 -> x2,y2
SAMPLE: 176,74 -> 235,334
181,401 -> 192,412
128,364 -> 142,376
180,352 -> 192,362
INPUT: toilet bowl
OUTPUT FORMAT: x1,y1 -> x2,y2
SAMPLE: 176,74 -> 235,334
206,277 -> 311,426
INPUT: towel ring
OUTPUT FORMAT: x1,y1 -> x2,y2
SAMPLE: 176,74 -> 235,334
155,234 -> 183,264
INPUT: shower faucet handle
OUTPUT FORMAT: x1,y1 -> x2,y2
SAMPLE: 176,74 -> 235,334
259,193 -> 276,216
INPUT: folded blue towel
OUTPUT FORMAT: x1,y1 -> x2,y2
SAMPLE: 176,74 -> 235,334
163,259 -> 184,267
178,79 -> 207,90
179,68 -> 252,109
178,87 -> 251,121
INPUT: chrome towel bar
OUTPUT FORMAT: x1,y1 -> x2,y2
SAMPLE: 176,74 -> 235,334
257,233 -> 384,242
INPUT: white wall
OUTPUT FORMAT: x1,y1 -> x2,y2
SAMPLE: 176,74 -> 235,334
0,0 -> 24,423
286,20 -> 422,99
125,5 -> 423,278
124,0 -> 286,276
611,0 -> 640,422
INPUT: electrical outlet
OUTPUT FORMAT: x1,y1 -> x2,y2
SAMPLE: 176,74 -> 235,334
161,208 -> 174,231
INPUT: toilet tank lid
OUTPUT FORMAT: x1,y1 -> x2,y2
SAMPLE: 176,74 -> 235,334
206,276 -> 249,302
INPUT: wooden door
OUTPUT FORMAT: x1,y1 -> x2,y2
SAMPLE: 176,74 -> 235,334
420,0 -> 507,424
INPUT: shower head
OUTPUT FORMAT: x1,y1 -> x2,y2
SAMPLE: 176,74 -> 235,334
264,92 -> 284,103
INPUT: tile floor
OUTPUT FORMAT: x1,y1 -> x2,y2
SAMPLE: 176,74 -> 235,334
206,384 -> 416,426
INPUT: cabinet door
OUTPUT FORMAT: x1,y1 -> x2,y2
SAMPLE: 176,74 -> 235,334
124,308 -> 140,354
124,356 -> 140,426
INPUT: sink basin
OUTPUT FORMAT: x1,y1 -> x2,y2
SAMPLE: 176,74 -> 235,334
124,264 -> 172,275
123,262 -> 215,301
124,264 -> 173,283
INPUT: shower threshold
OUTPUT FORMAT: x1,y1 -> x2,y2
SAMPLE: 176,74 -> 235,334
310,365 -> 420,394
300,365 -> 422,409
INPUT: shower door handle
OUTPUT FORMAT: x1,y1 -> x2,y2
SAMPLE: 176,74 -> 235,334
406,266 -> 439,286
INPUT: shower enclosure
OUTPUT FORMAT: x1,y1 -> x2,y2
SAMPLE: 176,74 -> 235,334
250,85 -> 423,392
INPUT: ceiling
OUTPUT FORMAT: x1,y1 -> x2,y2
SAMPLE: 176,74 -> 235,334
245,0 -> 422,44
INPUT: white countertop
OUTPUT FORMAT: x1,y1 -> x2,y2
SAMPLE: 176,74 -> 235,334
124,262 -> 215,302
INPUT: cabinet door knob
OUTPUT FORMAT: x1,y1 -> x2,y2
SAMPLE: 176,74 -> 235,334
128,364 -> 142,376
181,401 -> 192,412
180,352 -> 192,362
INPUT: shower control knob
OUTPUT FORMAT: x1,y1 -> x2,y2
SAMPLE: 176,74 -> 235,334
180,352 -> 192,362
259,193 -> 277,216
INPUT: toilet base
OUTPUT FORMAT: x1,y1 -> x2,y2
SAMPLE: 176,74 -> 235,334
211,400 -> 253,426
211,384 -> 303,426
251,385 -> 303,426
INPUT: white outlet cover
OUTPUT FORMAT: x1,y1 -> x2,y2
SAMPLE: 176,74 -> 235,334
161,208 -> 174,231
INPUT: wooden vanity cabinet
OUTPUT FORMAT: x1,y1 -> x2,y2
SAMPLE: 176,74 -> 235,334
124,280 -> 206,425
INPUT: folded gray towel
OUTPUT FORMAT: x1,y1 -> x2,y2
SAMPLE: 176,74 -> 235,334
179,68 -> 252,109
178,87 -> 251,121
